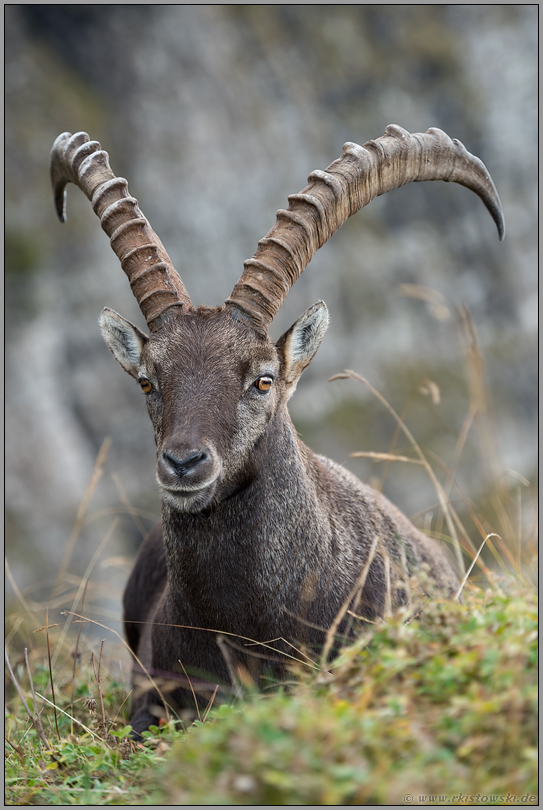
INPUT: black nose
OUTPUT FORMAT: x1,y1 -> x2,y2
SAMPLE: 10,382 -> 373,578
162,450 -> 208,478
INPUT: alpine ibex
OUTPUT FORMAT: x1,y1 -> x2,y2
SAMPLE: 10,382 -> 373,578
51,126 -> 504,735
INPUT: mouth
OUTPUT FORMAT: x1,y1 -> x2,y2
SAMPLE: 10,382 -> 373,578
158,477 -> 219,513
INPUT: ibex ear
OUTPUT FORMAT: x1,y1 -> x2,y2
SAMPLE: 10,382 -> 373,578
277,301 -> 329,387
99,307 -> 148,379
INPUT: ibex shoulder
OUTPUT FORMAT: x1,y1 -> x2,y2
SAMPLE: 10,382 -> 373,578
313,453 -> 460,597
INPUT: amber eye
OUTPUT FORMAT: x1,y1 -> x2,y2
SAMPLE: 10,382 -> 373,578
139,379 -> 153,394
255,376 -> 273,393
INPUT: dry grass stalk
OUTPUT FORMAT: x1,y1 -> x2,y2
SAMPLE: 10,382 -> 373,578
5,646 -> 51,750
45,608 -> 61,740
91,643 -> 108,738
434,402 -> 477,541
69,580 -> 87,725
202,685 -> 220,723
351,451 -> 424,464
216,634 -> 244,700
35,692 -> 98,738
24,648 -> 48,745
62,610 -> 172,724
331,369 -> 467,573
320,533 -> 380,669
51,517 -> 118,670
5,557 -> 40,621
177,658 -> 203,722
454,534 -> 496,601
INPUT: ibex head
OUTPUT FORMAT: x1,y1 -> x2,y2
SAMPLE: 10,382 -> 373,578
98,302 -> 328,513
51,126 -> 504,514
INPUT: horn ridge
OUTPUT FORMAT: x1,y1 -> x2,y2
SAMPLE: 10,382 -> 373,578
50,130 -> 192,330
226,125 -> 505,334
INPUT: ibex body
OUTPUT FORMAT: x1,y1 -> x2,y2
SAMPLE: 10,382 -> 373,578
51,125 -> 504,735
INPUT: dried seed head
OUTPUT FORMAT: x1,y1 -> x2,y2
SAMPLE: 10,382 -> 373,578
84,696 -> 97,713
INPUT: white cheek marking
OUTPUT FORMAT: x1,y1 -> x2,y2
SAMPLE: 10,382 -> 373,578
229,396 -> 274,469
138,366 -> 156,384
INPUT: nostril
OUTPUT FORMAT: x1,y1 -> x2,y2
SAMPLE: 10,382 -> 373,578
163,450 -> 208,477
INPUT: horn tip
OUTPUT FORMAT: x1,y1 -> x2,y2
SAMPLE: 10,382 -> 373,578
54,188 -> 67,223
489,195 -> 506,241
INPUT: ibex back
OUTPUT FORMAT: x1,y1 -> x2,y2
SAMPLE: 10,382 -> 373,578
51,125 -> 504,735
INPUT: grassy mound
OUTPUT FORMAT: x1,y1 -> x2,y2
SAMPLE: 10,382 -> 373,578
146,578 -> 537,806
5,577 -> 537,805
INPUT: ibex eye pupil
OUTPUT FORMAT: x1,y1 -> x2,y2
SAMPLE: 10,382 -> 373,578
256,376 -> 273,392
140,380 -> 152,393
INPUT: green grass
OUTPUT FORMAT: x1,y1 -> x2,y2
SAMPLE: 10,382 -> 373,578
5,576 -> 537,806
143,578 -> 538,806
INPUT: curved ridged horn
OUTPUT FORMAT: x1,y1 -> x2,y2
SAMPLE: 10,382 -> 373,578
50,131 -> 192,330
226,125 -> 505,335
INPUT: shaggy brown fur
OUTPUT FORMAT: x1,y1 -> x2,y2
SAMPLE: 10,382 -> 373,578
103,306 -> 460,736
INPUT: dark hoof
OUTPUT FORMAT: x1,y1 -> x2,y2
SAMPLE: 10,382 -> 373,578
129,708 -> 161,740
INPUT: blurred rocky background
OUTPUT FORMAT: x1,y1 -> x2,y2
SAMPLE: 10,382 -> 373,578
6,6 -> 537,620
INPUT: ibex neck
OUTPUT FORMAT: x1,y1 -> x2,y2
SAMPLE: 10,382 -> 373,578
160,409 -> 321,618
